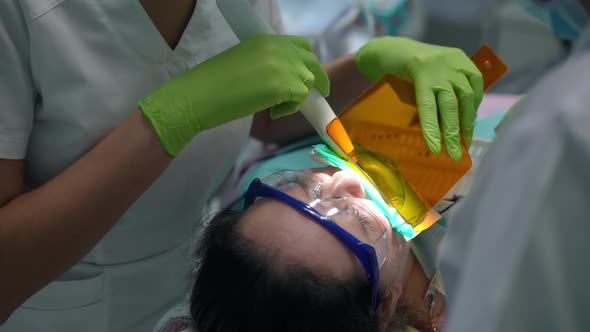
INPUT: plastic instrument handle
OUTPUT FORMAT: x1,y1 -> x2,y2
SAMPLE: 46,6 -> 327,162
216,0 -> 350,158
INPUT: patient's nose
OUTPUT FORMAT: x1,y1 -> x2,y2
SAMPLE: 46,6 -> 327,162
322,170 -> 366,199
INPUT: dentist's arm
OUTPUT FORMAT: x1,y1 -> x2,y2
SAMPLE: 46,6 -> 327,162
0,112 -> 172,322
0,33 -> 329,321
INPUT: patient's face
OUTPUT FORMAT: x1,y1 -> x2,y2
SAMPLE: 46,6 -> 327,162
239,167 -> 408,287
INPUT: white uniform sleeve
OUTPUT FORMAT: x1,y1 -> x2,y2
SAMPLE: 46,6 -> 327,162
440,52 -> 590,332
268,0 -> 285,33
0,0 -> 35,159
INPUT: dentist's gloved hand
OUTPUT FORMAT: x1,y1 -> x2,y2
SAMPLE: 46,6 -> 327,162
140,33 -> 330,156
355,37 -> 484,161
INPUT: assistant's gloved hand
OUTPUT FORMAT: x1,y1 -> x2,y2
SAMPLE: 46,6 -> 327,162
355,37 -> 483,161
140,33 -> 330,156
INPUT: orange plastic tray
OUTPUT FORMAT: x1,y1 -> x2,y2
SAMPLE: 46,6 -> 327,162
327,45 -> 508,230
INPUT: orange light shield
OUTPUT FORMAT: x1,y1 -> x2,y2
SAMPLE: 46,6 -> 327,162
327,45 -> 508,232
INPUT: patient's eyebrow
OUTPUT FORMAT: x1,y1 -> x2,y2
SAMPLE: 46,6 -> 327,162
285,182 -> 313,202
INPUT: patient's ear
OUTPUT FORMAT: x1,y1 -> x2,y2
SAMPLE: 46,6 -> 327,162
377,284 -> 402,332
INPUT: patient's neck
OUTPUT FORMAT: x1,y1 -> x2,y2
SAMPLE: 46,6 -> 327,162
394,252 -> 436,331
401,252 -> 430,306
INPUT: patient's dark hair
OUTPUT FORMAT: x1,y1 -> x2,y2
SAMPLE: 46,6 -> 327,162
190,208 -> 387,332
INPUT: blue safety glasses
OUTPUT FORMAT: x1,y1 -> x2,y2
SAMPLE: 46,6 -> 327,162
244,171 -> 390,309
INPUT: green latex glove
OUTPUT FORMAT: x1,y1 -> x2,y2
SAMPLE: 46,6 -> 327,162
355,37 -> 484,161
139,33 -> 330,156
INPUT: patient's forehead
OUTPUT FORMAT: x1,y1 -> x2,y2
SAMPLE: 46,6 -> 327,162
239,195 -> 362,280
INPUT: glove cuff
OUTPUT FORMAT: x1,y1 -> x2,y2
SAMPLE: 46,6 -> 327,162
139,96 -> 191,157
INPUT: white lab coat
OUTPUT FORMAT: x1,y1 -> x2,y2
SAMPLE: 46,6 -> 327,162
0,0 -> 282,331
439,26 -> 590,332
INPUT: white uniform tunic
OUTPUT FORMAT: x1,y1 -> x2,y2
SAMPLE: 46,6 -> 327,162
0,0 -> 282,331
439,26 -> 590,332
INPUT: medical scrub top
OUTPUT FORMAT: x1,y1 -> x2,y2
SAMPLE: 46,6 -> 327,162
440,26 -> 590,332
0,1 -> 282,331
